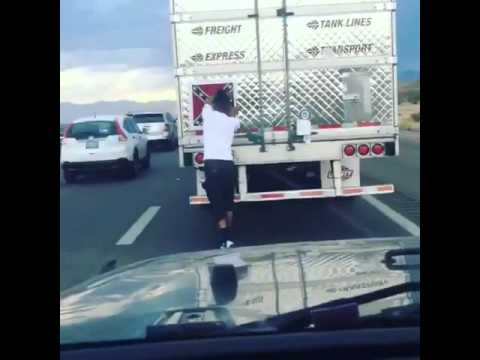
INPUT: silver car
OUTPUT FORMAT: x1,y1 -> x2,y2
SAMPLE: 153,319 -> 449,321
128,112 -> 178,150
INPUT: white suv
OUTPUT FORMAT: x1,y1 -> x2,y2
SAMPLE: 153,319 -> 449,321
61,115 -> 150,183
129,112 -> 177,150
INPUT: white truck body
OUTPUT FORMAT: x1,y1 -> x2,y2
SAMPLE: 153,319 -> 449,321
170,0 -> 399,205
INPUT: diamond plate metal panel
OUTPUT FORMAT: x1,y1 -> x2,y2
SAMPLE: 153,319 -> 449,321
179,70 -> 290,131
289,12 -> 392,61
179,65 -> 393,132
260,71 -> 287,127
289,66 -> 394,126
180,73 -> 259,131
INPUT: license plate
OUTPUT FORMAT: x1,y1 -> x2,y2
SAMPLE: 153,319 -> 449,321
86,140 -> 99,149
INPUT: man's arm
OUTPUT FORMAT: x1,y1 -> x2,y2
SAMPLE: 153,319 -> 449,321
232,106 -> 241,131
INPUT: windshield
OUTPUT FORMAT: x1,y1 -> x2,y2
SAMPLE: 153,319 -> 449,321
66,121 -> 117,140
133,114 -> 165,124
60,0 -> 420,349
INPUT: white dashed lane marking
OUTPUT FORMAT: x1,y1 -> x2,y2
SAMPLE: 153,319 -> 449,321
364,195 -> 420,237
116,206 -> 161,246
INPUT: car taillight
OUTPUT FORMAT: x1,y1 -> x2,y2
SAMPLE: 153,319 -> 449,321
194,152 -> 204,165
344,145 -> 356,157
372,143 -> 385,155
63,123 -> 73,138
115,121 -> 128,142
358,144 -> 370,156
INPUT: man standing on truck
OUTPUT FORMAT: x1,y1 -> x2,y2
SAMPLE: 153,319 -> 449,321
202,89 -> 240,249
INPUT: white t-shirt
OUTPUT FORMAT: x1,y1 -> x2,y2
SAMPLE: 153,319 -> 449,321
202,104 -> 240,161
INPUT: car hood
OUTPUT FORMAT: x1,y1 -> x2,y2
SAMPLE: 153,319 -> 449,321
60,237 -> 419,344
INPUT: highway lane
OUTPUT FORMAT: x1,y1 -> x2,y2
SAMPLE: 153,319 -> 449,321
361,131 -> 420,224
60,133 -> 420,291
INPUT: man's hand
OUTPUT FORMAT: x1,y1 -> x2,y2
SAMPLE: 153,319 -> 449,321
206,95 -> 214,105
231,105 -> 240,117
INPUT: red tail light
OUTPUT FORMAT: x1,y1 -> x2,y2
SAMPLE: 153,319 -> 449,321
344,145 -> 356,157
63,123 -> 73,138
372,143 -> 385,155
194,152 -> 204,165
358,144 -> 370,156
62,124 -> 73,145
115,120 -> 128,142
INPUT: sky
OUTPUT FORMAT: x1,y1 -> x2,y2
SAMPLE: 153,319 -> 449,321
60,0 -> 419,104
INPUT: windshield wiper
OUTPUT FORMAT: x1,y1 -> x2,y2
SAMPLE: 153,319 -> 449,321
231,281 -> 420,334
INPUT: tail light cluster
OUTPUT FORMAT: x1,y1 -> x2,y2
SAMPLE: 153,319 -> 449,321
343,143 -> 386,158
61,124 -> 73,145
194,152 -> 205,166
115,120 -> 128,142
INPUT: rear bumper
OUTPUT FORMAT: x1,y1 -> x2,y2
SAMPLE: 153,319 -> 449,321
62,158 -> 130,173
146,133 -> 169,141
190,184 -> 394,205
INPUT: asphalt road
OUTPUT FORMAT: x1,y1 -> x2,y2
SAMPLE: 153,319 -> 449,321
60,131 -> 420,291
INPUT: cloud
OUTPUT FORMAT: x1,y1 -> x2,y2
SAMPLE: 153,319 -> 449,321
61,0 -> 170,53
60,0 -> 420,104
60,65 -> 176,104
72,0 -> 134,15
60,48 -> 165,71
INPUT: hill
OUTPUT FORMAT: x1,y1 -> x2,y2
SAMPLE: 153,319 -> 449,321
60,101 -> 177,124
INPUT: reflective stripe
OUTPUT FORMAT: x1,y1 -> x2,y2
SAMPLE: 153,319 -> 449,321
319,124 -> 342,129
377,185 -> 394,192
261,193 -> 285,199
300,190 -> 325,197
343,188 -> 363,195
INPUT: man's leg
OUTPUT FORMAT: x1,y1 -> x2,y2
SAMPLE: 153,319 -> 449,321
217,215 -> 234,248
218,217 -> 227,230
226,211 -> 233,228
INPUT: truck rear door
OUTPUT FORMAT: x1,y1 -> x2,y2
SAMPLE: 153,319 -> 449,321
171,0 -> 397,152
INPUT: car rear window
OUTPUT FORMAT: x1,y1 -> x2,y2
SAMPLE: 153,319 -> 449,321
133,114 -> 164,124
67,121 -> 117,140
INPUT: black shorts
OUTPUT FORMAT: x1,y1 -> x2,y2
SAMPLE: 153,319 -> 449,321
204,160 -> 235,221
